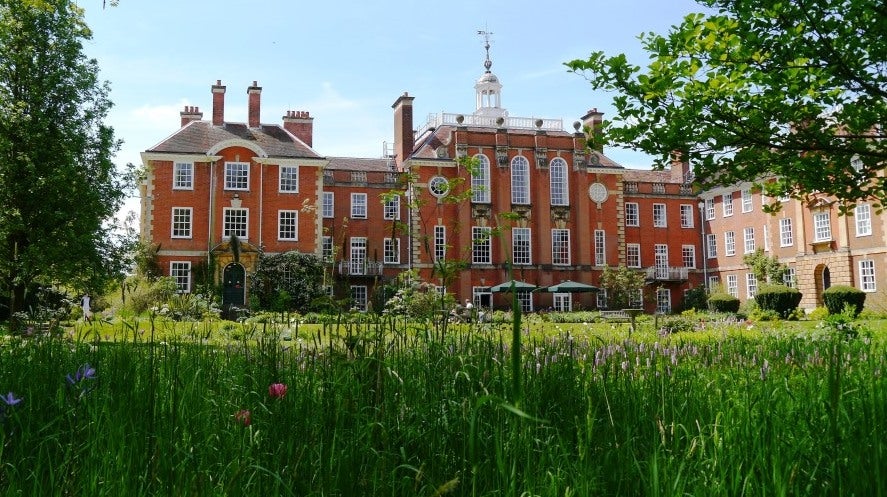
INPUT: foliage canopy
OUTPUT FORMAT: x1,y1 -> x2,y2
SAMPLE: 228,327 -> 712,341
567,0 -> 886,209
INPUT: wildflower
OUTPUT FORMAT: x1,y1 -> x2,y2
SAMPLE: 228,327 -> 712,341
1,392 -> 22,406
268,383 -> 288,399
234,409 -> 252,427
760,359 -> 770,381
66,364 -> 96,385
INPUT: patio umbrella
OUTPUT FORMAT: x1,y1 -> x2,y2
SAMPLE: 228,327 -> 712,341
537,280 -> 599,293
489,279 -> 537,293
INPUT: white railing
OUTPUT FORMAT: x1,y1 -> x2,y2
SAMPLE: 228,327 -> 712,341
337,260 -> 384,276
645,267 -> 689,281
416,112 -> 564,137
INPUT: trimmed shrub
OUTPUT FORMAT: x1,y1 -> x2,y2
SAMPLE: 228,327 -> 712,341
754,284 -> 802,319
822,285 -> 866,317
708,292 -> 740,313
682,287 -> 708,311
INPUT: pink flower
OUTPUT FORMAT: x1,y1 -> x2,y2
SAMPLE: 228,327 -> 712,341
268,383 -> 288,399
234,409 -> 251,427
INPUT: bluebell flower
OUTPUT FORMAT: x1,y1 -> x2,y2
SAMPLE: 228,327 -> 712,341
1,391 -> 22,406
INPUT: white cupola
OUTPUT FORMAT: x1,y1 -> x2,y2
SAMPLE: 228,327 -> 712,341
473,31 -> 507,119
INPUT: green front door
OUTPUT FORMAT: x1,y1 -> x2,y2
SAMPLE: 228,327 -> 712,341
222,263 -> 245,308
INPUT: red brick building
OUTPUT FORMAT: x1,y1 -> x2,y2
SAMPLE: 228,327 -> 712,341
140,56 -> 884,314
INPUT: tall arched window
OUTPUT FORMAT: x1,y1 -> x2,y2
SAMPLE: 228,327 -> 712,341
550,157 -> 569,206
511,156 -> 530,204
471,154 -> 491,203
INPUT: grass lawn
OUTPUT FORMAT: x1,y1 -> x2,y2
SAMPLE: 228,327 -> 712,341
1,314 -> 885,495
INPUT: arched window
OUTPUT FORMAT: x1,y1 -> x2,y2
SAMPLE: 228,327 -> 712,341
471,154 -> 491,203
550,157 -> 569,206
510,156 -> 530,204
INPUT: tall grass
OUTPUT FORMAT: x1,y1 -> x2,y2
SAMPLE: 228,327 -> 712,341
0,319 -> 885,496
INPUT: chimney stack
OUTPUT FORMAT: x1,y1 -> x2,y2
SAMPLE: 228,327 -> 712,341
248,80 -> 262,128
212,80 -> 226,126
283,110 -> 314,147
392,92 -> 415,169
180,105 -> 203,127
581,108 -> 604,152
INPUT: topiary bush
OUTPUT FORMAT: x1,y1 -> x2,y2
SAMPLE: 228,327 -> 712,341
754,283 -> 802,319
822,285 -> 866,317
708,292 -> 740,313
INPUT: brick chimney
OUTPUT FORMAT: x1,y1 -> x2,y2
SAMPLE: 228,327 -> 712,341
283,110 -> 314,147
248,81 -> 261,128
180,105 -> 203,127
392,92 -> 415,168
670,150 -> 692,183
212,80 -> 226,126
581,108 -> 604,152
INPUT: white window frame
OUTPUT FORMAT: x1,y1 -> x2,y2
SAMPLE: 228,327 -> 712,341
628,288 -> 643,308
321,236 -> 334,261
627,243 -> 641,268
783,267 -> 796,288
517,291 -> 533,313
223,207 -> 248,239
725,231 -> 736,256
322,192 -> 334,218
722,192 -> 734,217
349,237 -> 367,275
171,207 -> 192,239
855,203 -> 872,237
656,288 -> 671,314
277,210 -> 299,241
384,238 -> 400,264
859,259 -> 876,292
552,229 -> 571,266
471,153 -> 491,203
813,212 -> 832,242
780,218 -> 794,247
726,274 -> 739,297
594,230 -> 606,266
680,204 -> 694,228
173,162 -> 193,190
763,225 -> 770,252
513,227 -> 532,266
279,165 -> 299,193
472,226 -> 492,265
743,227 -> 756,254
510,155 -> 530,205
434,225 -> 446,262
746,273 -> 758,298
654,244 -> 669,279
706,234 -> 718,258
224,162 -> 249,191
170,261 -> 191,294
383,195 -> 400,220
553,293 -> 572,312
350,193 -> 367,219
350,285 -> 368,312
705,198 -> 715,220
682,245 -> 696,269
549,158 -> 569,206
625,202 -> 639,227
653,203 -> 667,227
596,289 -> 608,309
741,189 -> 753,213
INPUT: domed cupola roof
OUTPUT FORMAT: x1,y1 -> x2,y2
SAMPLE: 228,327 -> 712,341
473,30 -> 507,119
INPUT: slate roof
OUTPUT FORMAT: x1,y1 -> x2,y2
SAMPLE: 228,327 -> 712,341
326,157 -> 393,171
147,121 -> 320,159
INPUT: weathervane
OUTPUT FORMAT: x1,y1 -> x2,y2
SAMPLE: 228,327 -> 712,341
477,28 -> 493,72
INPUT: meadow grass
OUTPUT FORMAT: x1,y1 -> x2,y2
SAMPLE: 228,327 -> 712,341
1,316 -> 885,496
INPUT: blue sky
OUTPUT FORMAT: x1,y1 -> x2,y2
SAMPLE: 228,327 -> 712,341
80,0 -> 704,217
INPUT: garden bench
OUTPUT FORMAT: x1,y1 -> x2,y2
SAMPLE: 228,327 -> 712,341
599,310 -> 630,322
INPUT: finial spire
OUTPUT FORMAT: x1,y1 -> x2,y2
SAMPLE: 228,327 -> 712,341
477,28 -> 493,72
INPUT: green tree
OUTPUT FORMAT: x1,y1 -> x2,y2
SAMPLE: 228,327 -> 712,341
250,251 -> 326,313
598,265 -> 647,310
0,0 -> 129,320
567,0 -> 886,209
743,248 -> 788,283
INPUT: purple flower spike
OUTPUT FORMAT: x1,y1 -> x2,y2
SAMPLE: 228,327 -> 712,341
1,392 -> 22,406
